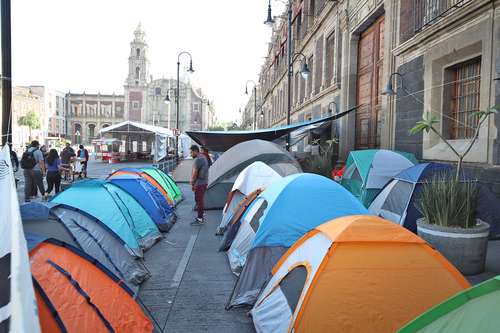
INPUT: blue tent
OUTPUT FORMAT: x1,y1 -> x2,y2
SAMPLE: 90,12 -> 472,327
369,162 -> 500,237
227,173 -> 368,308
20,202 -> 151,290
51,179 -> 162,257
109,174 -> 176,232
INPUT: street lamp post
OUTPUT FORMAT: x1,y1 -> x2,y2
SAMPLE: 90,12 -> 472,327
245,80 -> 258,130
265,1 -> 310,149
175,51 -> 194,161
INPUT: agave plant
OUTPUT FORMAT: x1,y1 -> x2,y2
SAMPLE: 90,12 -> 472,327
418,172 -> 479,228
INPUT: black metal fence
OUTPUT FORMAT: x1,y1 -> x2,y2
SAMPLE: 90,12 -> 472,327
414,0 -> 470,32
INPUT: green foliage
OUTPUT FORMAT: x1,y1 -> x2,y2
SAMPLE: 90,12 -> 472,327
18,111 -> 41,130
409,114 -> 439,135
208,125 -> 224,131
419,172 -> 479,228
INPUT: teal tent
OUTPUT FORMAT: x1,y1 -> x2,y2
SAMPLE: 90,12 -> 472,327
341,149 -> 418,206
51,179 -> 162,257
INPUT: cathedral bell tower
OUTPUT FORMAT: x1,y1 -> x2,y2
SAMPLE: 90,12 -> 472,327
124,23 -> 149,122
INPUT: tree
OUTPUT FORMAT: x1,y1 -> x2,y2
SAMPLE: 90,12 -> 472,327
410,107 -> 497,183
208,125 -> 225,131
18,111 -> 41,141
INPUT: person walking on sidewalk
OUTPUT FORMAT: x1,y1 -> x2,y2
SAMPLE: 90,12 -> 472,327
190,145 -> 209,226
77,144 -> 89,179
21,140 -> 46,202
44,149 -> 62,199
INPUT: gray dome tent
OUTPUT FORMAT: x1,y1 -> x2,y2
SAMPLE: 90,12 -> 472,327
204,140 -> 302,209
19,202 -> 150,295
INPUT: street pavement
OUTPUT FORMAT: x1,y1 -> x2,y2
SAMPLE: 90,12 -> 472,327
14,159 -> 500,332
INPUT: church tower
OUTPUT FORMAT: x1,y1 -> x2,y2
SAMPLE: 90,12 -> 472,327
124,23 -> 149,122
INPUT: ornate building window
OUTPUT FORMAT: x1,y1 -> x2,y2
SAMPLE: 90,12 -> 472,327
135,67 -> 140,79
445,57 -> 481,139
136,48 -> 141,57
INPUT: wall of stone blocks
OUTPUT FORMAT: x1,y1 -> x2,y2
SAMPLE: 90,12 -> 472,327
394,55 -> 424,159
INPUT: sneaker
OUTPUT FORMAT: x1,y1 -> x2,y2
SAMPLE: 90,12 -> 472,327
191,218 -> 204,226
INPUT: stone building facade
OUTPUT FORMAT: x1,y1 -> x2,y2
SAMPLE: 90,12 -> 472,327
392,0 -> 500,195
11,87 -> 45,147
249,0 -> 500,194
66,92 -> 125,145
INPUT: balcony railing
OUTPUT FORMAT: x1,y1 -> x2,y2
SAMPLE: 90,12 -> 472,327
414,0 -> 471,33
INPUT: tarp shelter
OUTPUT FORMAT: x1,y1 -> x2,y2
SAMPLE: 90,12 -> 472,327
226,173 -> 368,308
217,162 -> 282,235
51,179 -> 162,256
109,174 -> 176,232
205,140 -> 302,210
28,236 -> 153,332
20,202 -> 150,291
399,275 -> 500,333
369,162 -> 500,237
341,149 -> 418,206
99,121 -> 174,161
186,107 -> 357,152
108,167 -> 175,206
141,167 -> 183,204
251,216 -> 470,333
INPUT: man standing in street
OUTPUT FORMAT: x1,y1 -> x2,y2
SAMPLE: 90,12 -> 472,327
190,144 -> 209,226
77,144 -> 89,178
21,140 -> 46,202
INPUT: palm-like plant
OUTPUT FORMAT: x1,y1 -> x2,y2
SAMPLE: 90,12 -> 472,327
410,108 -> 497,182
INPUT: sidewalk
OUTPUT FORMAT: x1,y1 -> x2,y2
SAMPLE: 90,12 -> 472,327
139,184 -> 254,333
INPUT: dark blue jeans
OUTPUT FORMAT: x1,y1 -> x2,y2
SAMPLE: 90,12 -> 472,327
24,169 -> 45,201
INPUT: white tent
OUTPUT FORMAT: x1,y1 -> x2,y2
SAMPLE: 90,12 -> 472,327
216,162 -> 281,235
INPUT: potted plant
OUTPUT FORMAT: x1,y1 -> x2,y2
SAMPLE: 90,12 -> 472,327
410,108 -> 496,275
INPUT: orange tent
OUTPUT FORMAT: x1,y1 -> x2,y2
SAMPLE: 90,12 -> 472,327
109,169 -> 174,206
29,238 -> 153,332
251,215 -> 469,333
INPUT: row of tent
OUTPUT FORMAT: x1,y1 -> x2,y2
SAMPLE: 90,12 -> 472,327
20,166 -> 183,332
340,149 -> 500,237
208,142 -> 500,332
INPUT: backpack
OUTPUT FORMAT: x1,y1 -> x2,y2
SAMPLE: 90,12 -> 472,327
20,149 -> 37,169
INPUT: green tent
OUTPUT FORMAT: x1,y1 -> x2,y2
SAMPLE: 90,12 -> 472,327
399,276 -> 500,333
341,149 -> 417,207
141,167 -> 182,204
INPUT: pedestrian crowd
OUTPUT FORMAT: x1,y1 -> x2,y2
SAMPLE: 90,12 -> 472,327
19,140 -> 89,202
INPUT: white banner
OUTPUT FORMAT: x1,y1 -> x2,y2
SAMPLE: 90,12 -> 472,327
156,134 -> 168,161
0,145 -> 40,332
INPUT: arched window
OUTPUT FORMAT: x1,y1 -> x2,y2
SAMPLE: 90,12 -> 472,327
88,124 -> 96,139
74,123 -> 82,145
136,48 -> 141,57
135,67 -> 140,79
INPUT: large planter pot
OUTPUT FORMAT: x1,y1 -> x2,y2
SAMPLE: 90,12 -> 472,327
417,218 -> 490,275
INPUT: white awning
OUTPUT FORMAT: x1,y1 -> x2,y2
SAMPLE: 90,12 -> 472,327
99,121 -> 174,137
